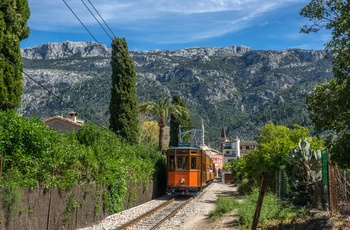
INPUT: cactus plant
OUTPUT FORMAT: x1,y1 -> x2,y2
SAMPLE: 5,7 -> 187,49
285,139 -> 322,207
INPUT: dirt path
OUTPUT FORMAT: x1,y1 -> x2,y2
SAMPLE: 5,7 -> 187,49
180,210 -> 239,230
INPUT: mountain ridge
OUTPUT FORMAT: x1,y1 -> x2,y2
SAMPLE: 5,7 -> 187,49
20,41 -> 333,147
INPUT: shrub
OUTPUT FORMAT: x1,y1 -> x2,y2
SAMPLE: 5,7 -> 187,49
0,111 -> 165,215
237,179 -> 255,195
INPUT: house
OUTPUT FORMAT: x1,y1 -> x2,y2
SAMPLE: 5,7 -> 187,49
210,148 -> 223,178
44,111 -> 84,132
240,141 -> 258,157
219,124 -> 258,183
219,124 -> 241,165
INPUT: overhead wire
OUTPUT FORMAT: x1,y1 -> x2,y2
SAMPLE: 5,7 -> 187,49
61,0 -> 138,129
86,0 -> 117,38
77,0 -> 131,60
0,52 -> 103,127
63,0 -> 130,64
62,0 -> 100,44
80,0 -> 113,40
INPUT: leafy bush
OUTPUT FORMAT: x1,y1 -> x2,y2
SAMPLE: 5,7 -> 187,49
237,179 -> 255,195
0,111 -> 165,214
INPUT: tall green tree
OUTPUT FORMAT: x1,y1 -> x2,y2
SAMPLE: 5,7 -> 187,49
233,122 -> 323,186
301,0 -> 350,168
169,95 -> 191,147
0,0 -> 30,110
139,96 -> 189,151
109,38 -> 139,144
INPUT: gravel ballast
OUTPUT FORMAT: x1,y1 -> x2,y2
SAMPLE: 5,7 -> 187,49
78,179 -> 237,230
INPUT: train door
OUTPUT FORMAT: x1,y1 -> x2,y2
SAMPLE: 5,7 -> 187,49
201,151 -> 207,187
190,150 -> 200,188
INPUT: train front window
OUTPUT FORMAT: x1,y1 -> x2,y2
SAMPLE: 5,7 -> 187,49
169,156 -> 175,170
177,156 -> 188,170
191,157 -> 197,169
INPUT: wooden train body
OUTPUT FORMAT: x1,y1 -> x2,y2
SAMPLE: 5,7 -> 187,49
166,145 -> 214,195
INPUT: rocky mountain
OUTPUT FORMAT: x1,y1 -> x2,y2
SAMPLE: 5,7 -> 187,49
20,41 -> 333,147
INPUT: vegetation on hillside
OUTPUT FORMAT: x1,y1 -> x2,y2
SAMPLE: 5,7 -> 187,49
21,47 -> 333,148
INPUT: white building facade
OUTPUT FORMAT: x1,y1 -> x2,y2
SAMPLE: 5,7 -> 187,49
222,138 -> 240,165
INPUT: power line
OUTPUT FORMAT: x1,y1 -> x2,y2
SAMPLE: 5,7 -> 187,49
80,0 -> 113,40
63,0 -> 100,44
63,0 -> 129,63
77,0 -> 130,59
61,0 -> 138,129
0,52 -> 103,128
86,0 -> 117,38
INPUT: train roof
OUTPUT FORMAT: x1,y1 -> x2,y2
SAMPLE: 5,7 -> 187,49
167,146 -> 202,150
167,144 -> 216,158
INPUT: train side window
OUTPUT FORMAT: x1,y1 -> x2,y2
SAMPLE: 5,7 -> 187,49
191,157 -> 197,169
169,156 -> 175,170
177,156 -> 188,170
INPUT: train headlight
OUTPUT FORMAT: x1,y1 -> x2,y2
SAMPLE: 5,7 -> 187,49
180,178 -> 185,184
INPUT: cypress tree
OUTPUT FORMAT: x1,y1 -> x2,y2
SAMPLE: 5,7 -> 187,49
0,0 -> 30,110
169,95 -> 191,147
109,38 -> 139,143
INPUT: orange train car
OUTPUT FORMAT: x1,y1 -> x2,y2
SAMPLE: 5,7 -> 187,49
166,145 -> 215,195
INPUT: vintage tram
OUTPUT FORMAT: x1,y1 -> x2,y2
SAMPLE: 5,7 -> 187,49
166,143 -> 215,195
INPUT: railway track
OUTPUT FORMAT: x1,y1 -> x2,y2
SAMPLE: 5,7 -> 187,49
115,195 -> 194,230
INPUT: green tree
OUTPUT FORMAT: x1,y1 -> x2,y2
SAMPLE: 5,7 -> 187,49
169,95 -> 191,147
139,96 -> 189,151
235,122 -> 322,186
301,0 -> 350,168
109,37 -> 139,144
139,121 -> 159,150
0,0 -> 30,110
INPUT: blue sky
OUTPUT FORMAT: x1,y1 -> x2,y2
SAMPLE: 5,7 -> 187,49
20,0 -> 330,51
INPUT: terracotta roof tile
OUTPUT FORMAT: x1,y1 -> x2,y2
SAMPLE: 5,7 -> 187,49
44,116 -> 82,127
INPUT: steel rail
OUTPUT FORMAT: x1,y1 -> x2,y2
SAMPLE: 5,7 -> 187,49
115,198 -> 175,230
151,197 -> 194,230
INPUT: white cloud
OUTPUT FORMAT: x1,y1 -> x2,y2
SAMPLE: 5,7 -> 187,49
26,0 -> 316,49
28,0 -> 303,28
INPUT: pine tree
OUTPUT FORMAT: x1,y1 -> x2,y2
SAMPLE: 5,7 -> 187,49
109,38 -> 139,143
0,0 -> 30,110
169,95 -> 191,147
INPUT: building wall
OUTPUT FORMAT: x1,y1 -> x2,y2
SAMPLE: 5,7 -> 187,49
221,138 -> 258,183
211,154 -> 223,177
240,141 -> 258,156
222,138 -> 240,165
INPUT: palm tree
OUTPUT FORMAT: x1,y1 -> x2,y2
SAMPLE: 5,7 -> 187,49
139,96 -> 189,151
